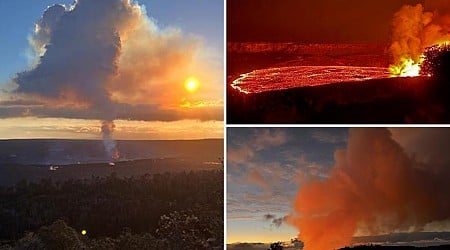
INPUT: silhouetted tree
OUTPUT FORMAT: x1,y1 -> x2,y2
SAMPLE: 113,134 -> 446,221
421,43 -> 450,79
268,241 -> 283,250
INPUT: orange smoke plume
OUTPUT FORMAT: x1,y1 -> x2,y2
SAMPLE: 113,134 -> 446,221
389,1 -> 450,77
289,128 -> 450,250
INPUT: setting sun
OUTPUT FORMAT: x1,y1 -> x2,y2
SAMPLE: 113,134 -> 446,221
184,77 -> 199,92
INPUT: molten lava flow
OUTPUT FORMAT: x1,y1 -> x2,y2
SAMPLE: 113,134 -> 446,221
231,66 -> 390,94
112,148 -> 120,160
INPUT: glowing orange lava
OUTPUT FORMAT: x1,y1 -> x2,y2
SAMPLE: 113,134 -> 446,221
112,148 -> 120,160
390,41 -> 450,77
231,66 -> 390,94
389,57 -> 423,77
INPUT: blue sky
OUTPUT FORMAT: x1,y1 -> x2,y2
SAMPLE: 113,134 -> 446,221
227,128 -> 349,243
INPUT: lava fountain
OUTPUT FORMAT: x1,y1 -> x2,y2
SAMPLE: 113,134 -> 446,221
389,41 -> 450,77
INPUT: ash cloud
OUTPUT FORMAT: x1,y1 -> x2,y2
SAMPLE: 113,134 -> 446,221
1,0 -> 222,121
289,128 -> 450,250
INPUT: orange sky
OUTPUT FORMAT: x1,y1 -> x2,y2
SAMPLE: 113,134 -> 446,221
0,117 -> 223,140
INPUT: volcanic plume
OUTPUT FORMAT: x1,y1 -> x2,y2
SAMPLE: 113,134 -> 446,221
101,121 -> 119,160
1,0 -> 222,121
389,0 -> 450,76
289,128 -> 450,250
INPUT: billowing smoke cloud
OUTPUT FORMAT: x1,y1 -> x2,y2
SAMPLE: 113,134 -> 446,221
389,0 -> 450,73
289,128 -> 450,250
1,0 -> 222,121
101,120 -> 119,160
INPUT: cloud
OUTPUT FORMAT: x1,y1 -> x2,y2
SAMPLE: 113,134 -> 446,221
264,214 -> 289,228
252,129 -> 288,151
390,127 -> 450,172
227,128 -> 335,227
263,214 -> 276,220
228,128 -> 287,165
248,169 -> 271,190
1,0 -> 222,122
311,129 -> 347,144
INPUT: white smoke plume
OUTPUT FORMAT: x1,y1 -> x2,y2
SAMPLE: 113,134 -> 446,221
101,120 -> 119,160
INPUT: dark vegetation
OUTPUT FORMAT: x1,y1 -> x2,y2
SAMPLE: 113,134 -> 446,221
421,43 -> 450,79
268,241 -> 284,250
0,158 -> 221,187
0,169 -> 223,249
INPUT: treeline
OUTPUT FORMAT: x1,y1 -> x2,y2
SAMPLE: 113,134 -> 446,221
0,170 -> 223,249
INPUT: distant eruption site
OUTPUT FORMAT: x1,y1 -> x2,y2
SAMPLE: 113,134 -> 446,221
101,120 -> 120,161
389,1 -> 450,77
288,128 -> 450,250
7,0 -> 203,159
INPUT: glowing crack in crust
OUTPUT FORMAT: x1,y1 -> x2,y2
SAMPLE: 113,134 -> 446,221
231,65 -> 391,94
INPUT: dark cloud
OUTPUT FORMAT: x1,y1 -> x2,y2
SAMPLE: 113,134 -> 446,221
0,101 -> 223,121
263,214 -> 276,220
263,214 -> 288,228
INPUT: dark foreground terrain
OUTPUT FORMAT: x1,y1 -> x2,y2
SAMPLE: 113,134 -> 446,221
0,168 -> 223,249
227,42 -> 450,124
0,139 -> 223,249
0,139 -> 223,165
0,158 -> 221,187
228,76 -> 450,124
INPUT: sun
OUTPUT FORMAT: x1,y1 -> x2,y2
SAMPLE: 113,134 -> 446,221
184,77 -> 199,92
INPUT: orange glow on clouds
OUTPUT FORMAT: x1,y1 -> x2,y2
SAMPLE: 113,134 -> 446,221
0,117 -> 223,140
